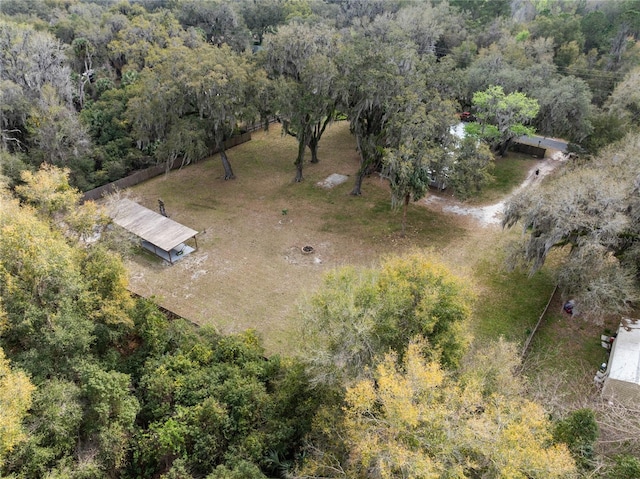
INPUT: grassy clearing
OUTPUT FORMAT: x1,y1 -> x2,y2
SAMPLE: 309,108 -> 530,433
472,255 -> 556,343
124,122 -> 467,353
122,121 -> 600,405
468,152 -> 540,205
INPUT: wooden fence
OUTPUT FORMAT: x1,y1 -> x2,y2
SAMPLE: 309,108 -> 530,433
521,284 -> 559,358
82,132 -> 251,202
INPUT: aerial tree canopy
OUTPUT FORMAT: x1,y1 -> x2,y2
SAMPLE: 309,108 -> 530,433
466,85 -> 539,155
0,168 -> 319,478
381,89 -> 458,236
296,338 -> 577,478
299,252 -> 472,387
606,65 -> 640,128
176,0 -> 252,51
337,31 -> 425,195
126,42 -> 253,179
0,347 -> 34,468
261,22 -> 341,181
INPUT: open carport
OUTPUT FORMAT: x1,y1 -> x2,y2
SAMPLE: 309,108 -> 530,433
108,198 -> 198,264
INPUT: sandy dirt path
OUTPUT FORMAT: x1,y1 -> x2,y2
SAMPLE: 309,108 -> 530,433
422,151 -> 568,226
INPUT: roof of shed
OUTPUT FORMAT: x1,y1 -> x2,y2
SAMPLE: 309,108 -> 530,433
109,198 -> 198,252
609,319 -> 640,386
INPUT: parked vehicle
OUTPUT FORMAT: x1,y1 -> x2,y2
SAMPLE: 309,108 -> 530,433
459,111 -> 475,122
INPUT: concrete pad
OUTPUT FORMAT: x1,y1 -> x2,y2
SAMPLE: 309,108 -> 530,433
317,173 -> 349,189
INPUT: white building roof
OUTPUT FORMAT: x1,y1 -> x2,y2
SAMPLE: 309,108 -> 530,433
609,319 -> 640,385
450,122 -> 466,140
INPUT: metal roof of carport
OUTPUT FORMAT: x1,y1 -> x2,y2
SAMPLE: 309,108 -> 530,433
108,198 -> 198,252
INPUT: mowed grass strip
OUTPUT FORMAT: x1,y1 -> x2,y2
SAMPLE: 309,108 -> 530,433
472,253 -> 557,343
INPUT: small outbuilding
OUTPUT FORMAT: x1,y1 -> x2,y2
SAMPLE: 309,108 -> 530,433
601,318 -> 640,407
108,198 -> 198,264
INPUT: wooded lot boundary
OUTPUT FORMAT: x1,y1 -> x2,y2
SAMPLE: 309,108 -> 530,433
82,132 -> 251,202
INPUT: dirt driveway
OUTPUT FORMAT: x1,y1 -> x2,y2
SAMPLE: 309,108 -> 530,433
423,151 -> 567,226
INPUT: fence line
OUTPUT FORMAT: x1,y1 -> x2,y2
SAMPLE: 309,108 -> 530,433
243,117 -> 279,133
82,132 -> 252,202
521,284 -> 559,358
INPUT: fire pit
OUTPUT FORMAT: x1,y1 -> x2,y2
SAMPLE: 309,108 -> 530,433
301,245 -> 314,254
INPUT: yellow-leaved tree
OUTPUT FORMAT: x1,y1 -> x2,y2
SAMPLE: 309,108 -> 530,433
15,164 -> 81,218
296,338 -> 577,478
300,253 -> 472,386
15,164 -> 110,243
0,347 -> 35,468
0,171 -> 133,380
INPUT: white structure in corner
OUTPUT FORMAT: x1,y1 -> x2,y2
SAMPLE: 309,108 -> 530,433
602,318 -> 640,407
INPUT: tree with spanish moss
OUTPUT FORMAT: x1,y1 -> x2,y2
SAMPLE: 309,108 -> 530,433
261,22 -> 341,182
503,131 -> 640,320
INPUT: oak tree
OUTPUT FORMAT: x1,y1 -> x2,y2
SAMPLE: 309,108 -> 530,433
262,22 -> 340,181
381,91 -> 458,236
467,85 -> 539,155
503,132 -> 640,320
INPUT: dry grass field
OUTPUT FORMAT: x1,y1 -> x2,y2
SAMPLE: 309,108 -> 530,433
121,122 -> 594,364
124,122 -> 475,353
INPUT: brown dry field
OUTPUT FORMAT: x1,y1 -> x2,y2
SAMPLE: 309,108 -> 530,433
123,122 -> 512,354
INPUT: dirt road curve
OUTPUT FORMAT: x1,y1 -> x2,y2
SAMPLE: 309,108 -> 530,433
422,151 -> 567,227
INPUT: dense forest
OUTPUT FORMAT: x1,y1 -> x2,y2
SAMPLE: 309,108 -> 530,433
2,0 -> 639,190
2,0 -> 640,478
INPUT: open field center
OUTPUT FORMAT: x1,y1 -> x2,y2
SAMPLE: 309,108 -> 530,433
122,121 -> 607,387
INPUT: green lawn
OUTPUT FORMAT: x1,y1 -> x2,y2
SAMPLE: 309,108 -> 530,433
468,152 -> 539,205
472,254 -> 557,343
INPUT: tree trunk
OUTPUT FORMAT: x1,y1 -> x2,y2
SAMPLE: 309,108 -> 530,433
307,111 -> 333,164
220,148 -> 235,180
294,134 -> 306,182
498,137 -> 512,157
350,170 -> 365,196
401,193 -> 410,238
308,137 -> 319,163
261,114 -> 270,132
350,133 -> 366,196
